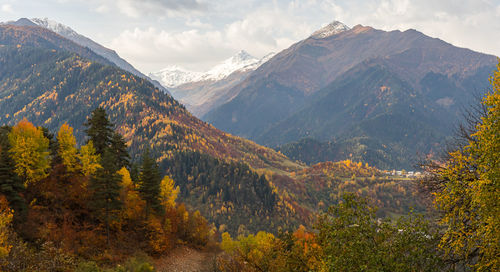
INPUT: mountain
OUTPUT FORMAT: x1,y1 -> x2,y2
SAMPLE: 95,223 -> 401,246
150,50 -> 274,116
0,24 -> 308,234
3,18 -> 169,94
0,22 -> 433,234
204,21 -> 497,169
310,21 -> 350,39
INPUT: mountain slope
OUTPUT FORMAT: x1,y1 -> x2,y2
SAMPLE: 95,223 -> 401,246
265,61 -> 449,169
0,23 -> 435,234
204,22 -> 497,168
0,24 -> 302,174
0,24 -> 306,234
4,18 -> 169,94
0,24 -> 113,66
205,22 -> 496,139
151,51 -> 274,116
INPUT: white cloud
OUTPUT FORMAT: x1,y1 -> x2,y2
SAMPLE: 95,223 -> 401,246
102,0 -> 499,74
109,3 -> 318,72
95,4 -> 108,13
186,19 -> 212,29
90,0 -> 207,18
1,4 -> 14,13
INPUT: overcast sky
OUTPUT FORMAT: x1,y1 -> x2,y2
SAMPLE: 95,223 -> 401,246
1,0 -> 499,73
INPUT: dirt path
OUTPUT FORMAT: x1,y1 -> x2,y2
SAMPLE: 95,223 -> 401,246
155,246 -> 216,272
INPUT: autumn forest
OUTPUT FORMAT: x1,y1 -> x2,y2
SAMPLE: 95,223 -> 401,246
0,14 -> 498,272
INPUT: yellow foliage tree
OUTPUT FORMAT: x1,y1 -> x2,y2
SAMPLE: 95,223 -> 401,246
8,119 -> 51,185
159,175 -> 179,209
117,167 -> 145,221
57,123 -> 80,172
432,61 -> 500,271
220,231 -> 277,271
79,140 -> 101,177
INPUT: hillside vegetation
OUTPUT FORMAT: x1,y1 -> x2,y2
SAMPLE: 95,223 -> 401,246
0,24 -> 435,236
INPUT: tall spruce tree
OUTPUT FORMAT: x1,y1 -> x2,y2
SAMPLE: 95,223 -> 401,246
84,107 -> 114,156
90,149 -> 122,247
0,126 -> 25,220
129,162 -> 140,185
110,132 -> 130,169
138,149 -> 162,218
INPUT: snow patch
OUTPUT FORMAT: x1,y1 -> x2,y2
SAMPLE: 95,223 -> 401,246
150,50 -> 275,88
310,21 -> 350,39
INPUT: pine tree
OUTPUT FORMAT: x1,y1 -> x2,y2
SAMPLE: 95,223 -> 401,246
129,162 -> 140,185
110,132 -> 130,169
84,107 -> 114,156
138,149 -> 162,218
90,149 -> 122,247
0,126 -> 25,220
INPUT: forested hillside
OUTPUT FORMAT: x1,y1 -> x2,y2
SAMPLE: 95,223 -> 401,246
0,114 -> 214,270
0,24 -> 435,236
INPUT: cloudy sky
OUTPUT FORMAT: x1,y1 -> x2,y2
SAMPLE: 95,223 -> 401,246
1,0 -> 499,73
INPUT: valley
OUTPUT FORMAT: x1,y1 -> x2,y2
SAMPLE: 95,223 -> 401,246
0,8 -> 497,271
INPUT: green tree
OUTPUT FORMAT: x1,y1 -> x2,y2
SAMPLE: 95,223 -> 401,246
110,132 -> 130,170
316,193 -> 443,272
90,150 -> 122,247
0,127 -> 25,220
84,107 -> 114,156
138,149 -> 162,218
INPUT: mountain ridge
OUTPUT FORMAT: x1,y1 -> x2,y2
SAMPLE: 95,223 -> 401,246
204,22 -> 497,169
2,17 -> 170,94
151,50 -> 275,116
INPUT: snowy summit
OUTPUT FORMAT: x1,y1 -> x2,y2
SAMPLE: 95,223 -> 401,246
310,21 -> 350,39
30,18 -> 79,38
150,50 -> 275,88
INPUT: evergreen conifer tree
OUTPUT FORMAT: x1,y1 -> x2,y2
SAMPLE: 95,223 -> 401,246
110,132 -> 130,169
90,149 -> 122,247
138,149 -> 162,218
84,108 -> 114,156
0,126 -> 25,220
129,162 -> 140,185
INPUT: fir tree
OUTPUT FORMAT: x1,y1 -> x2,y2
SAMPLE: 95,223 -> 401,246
129,162 -> 140,185
110,132 -> 130,169
138,149 -> 162,218
0,126 -> 25,220
90,149 -> 122,247
84,107 -> 114,156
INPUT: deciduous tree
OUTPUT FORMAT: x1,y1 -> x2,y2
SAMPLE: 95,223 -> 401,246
57,123 -> 79,173
8,119 -> 51,185
425,61 -> 500,271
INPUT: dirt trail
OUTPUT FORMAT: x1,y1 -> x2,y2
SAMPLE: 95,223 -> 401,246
155,246 -> 216,272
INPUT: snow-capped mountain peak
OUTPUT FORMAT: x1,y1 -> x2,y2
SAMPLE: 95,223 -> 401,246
150,50 -> 274,88
230,50 -> 255,62
202,51 -> 259,81
150,66 -> 203,88
310,21 -> 350,39
30,18 -> 79,38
